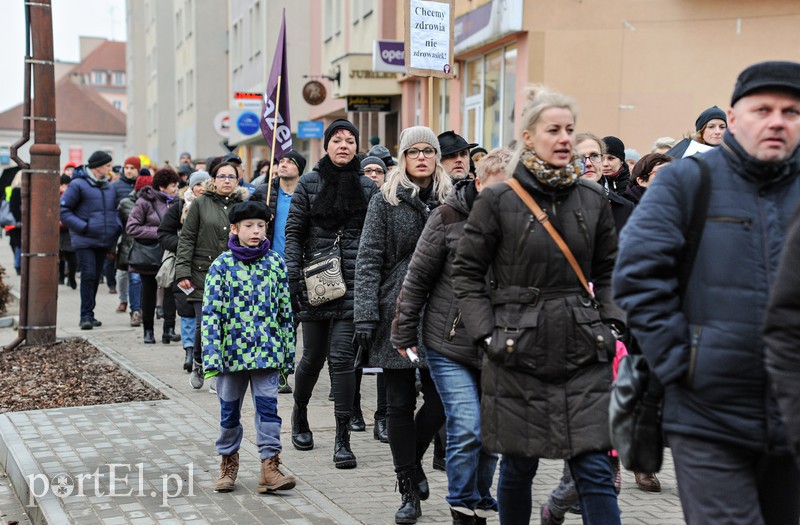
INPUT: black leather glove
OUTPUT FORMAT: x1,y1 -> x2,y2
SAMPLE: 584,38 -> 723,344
354,321 -> 377,352
289,281 -> 305,315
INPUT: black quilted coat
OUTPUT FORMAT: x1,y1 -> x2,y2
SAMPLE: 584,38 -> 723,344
284,156 -> 378,321
452,163 -> 625,459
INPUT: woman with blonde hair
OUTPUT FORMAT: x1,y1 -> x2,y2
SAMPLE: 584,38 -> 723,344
453,85 -> 624,524
355,126 -> 451,524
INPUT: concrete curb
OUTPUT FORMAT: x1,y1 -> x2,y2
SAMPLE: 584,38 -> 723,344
0,416 -> 71,525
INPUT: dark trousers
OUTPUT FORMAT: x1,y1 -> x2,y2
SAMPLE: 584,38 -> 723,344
293,319 -> 356,418
193,301 -> 203,362
75,247 -> 107,320
103,256 -> 116,287
141,274 -> 174,332
354,368 -> 388,419
668,433 -> 800,525
383,367 -> 445,475
59,251 -> 77,283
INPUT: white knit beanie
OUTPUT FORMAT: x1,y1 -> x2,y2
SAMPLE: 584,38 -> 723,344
398,126 -> 441,161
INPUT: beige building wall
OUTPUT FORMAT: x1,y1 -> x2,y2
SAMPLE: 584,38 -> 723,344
395,0 -> 800,155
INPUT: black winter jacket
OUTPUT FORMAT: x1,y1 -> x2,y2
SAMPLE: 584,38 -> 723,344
355,185 -> 441,369
392,180 -> 481,369
453,163 -> 625,459
284,158 -> 378,321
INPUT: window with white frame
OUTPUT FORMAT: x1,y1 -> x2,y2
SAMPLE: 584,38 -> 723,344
112,71 -> 125,85
463,44 -> 517,149
92,70 -> 106,85
176,8 -> 183,48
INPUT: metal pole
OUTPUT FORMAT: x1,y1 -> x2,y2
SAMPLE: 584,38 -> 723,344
21,0 -> 59,345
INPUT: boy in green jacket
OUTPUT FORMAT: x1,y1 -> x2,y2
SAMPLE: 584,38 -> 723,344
202,200 -> 296,493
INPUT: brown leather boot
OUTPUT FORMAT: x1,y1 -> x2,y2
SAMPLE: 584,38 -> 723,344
634,471 -> 661,492
213,452 -> 239,492
257,453 -> 296,493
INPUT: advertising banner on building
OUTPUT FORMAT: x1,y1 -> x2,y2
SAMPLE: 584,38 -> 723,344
373,40 -> 405,73
404,0 -> 455,78
454,0 -> 523,54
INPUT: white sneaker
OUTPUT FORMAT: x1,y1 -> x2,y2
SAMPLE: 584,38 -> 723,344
209,377 -> 217,394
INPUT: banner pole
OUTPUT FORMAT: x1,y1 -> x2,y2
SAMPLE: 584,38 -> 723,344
428,76 -> 435,131
266,74 -> 283,204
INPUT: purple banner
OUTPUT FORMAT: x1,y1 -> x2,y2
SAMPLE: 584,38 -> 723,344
377,41 -> 405,66
260,10 -> 292,155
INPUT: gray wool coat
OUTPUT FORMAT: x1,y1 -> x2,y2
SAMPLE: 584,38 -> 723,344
354,186 -> 440,369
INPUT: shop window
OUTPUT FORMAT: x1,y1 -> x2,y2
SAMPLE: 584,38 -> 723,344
462,44 -> 517,149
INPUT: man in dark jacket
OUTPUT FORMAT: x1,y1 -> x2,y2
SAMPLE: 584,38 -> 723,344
252,149 -> 306,257
60,150 -> 122,330
438,130 -> 478,181
614,61 -> 800,524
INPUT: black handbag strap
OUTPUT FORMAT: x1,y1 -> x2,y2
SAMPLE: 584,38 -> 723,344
678,156 -> 712,302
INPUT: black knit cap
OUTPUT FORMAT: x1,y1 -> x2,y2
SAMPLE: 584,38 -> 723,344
281,149 -> 307,174
87,150 -> 113,169
324,119 -> 359,150
731,61 -> 800,106
229,201 -> 270,224
695,106 -> 727,131
603,136 -> 626,161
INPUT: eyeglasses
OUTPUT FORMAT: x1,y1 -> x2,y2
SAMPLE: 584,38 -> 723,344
405,147 -> 437,159
215,174 -> 237,181
363,168 -> 385,175
582,153 -> 603,164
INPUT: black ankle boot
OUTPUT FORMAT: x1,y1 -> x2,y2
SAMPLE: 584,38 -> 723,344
333,415 -> 357,469
349,407 -> 366,432
163,328 -> 179,344
291,403 -> 314,451
450,507 -> 477,524
374,415 -> 389,443
183,348 -> 193,373
395,470 -> 421,524
143,329 -> 156,344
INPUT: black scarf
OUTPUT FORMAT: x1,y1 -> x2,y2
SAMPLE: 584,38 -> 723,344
722,133 -> 800,190
310,155 -> 369,228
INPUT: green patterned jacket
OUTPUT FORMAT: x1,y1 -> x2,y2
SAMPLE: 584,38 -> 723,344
201,249 -> 295,377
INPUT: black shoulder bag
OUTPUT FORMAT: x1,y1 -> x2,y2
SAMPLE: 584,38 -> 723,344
609,156 -> 711,473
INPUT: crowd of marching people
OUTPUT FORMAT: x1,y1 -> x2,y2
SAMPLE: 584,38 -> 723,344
48,59 -> 800,525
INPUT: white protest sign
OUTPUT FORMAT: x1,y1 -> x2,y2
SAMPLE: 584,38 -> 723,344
405,0 -> 454,78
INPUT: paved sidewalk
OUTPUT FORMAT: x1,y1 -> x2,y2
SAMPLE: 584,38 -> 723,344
0,245 -> 686,524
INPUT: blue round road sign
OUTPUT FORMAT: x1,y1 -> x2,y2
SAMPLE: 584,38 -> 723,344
237,111 -> 260,135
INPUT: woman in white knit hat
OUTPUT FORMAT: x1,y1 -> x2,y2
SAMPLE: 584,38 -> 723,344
354,125 -> 451,524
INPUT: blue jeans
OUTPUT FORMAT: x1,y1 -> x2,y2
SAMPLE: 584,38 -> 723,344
215,369 -> 282,460
180,316 -> 195,348
427,348 -> 498,512
13,246 -> 21,274
128,271 -> 142,312
75,247 -> 107,320
498,452 -> 620,525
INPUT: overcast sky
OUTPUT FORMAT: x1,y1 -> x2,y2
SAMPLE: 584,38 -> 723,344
0,0 -> 127,113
